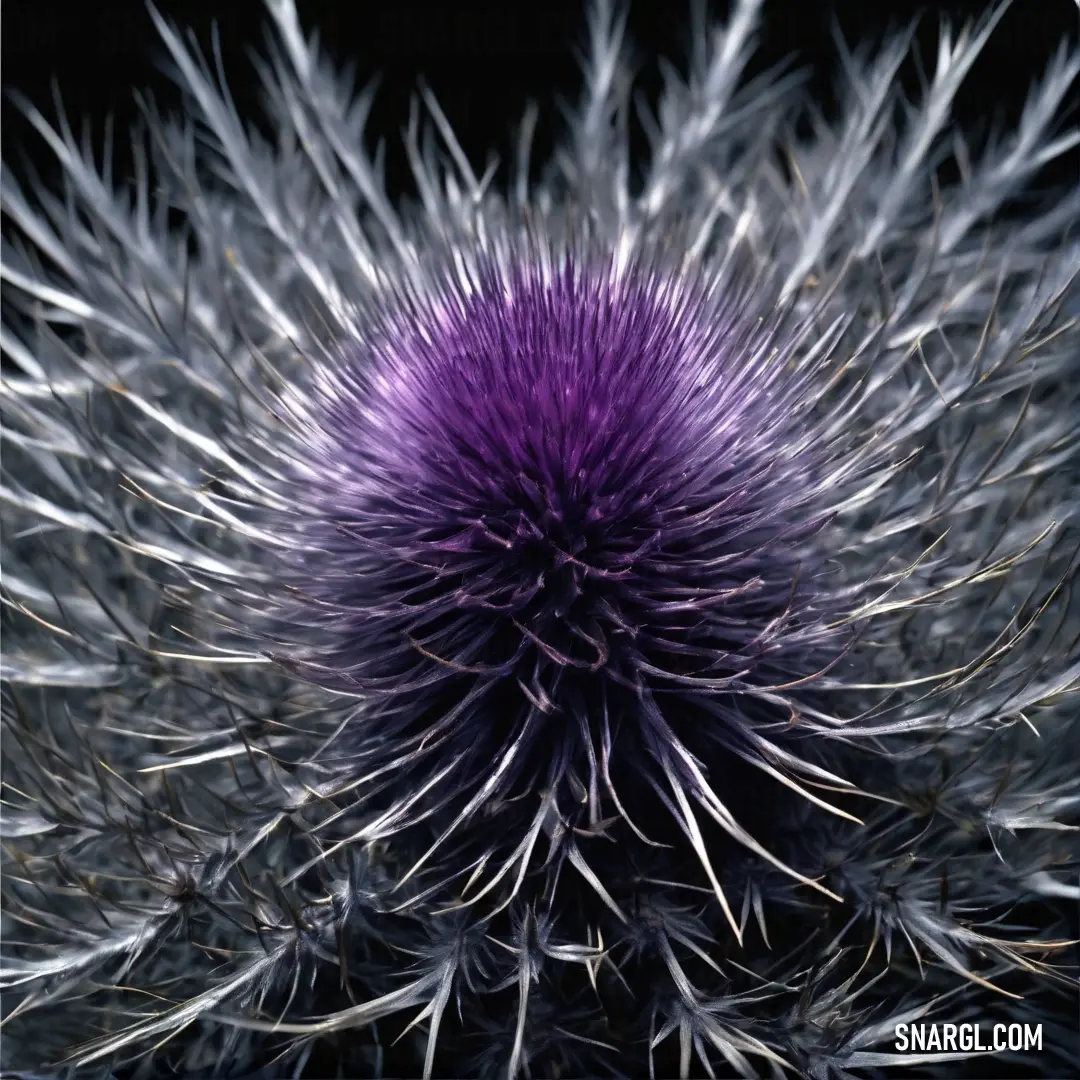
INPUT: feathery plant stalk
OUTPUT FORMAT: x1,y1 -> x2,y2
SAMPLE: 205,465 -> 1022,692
1,0 -> 1079,1077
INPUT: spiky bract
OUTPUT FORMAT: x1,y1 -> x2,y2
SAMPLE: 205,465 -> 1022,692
1,1 -> 1078,1078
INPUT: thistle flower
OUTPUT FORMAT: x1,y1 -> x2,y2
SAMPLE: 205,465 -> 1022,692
2,1 -> 1078,1078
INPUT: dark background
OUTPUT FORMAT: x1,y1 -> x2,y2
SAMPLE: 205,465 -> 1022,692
3,0 -> 1078,201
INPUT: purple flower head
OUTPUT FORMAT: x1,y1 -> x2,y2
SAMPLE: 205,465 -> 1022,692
275,242 -> 852,909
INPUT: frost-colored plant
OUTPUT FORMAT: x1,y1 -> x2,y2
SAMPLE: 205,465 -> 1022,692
1,1 -> 1078,1077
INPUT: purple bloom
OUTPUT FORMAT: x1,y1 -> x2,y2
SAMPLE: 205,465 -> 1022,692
1,1 -> 1078,1078
272,246 -> 854,914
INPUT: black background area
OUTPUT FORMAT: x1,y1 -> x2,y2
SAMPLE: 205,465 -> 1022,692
2,0 -> 1078,203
